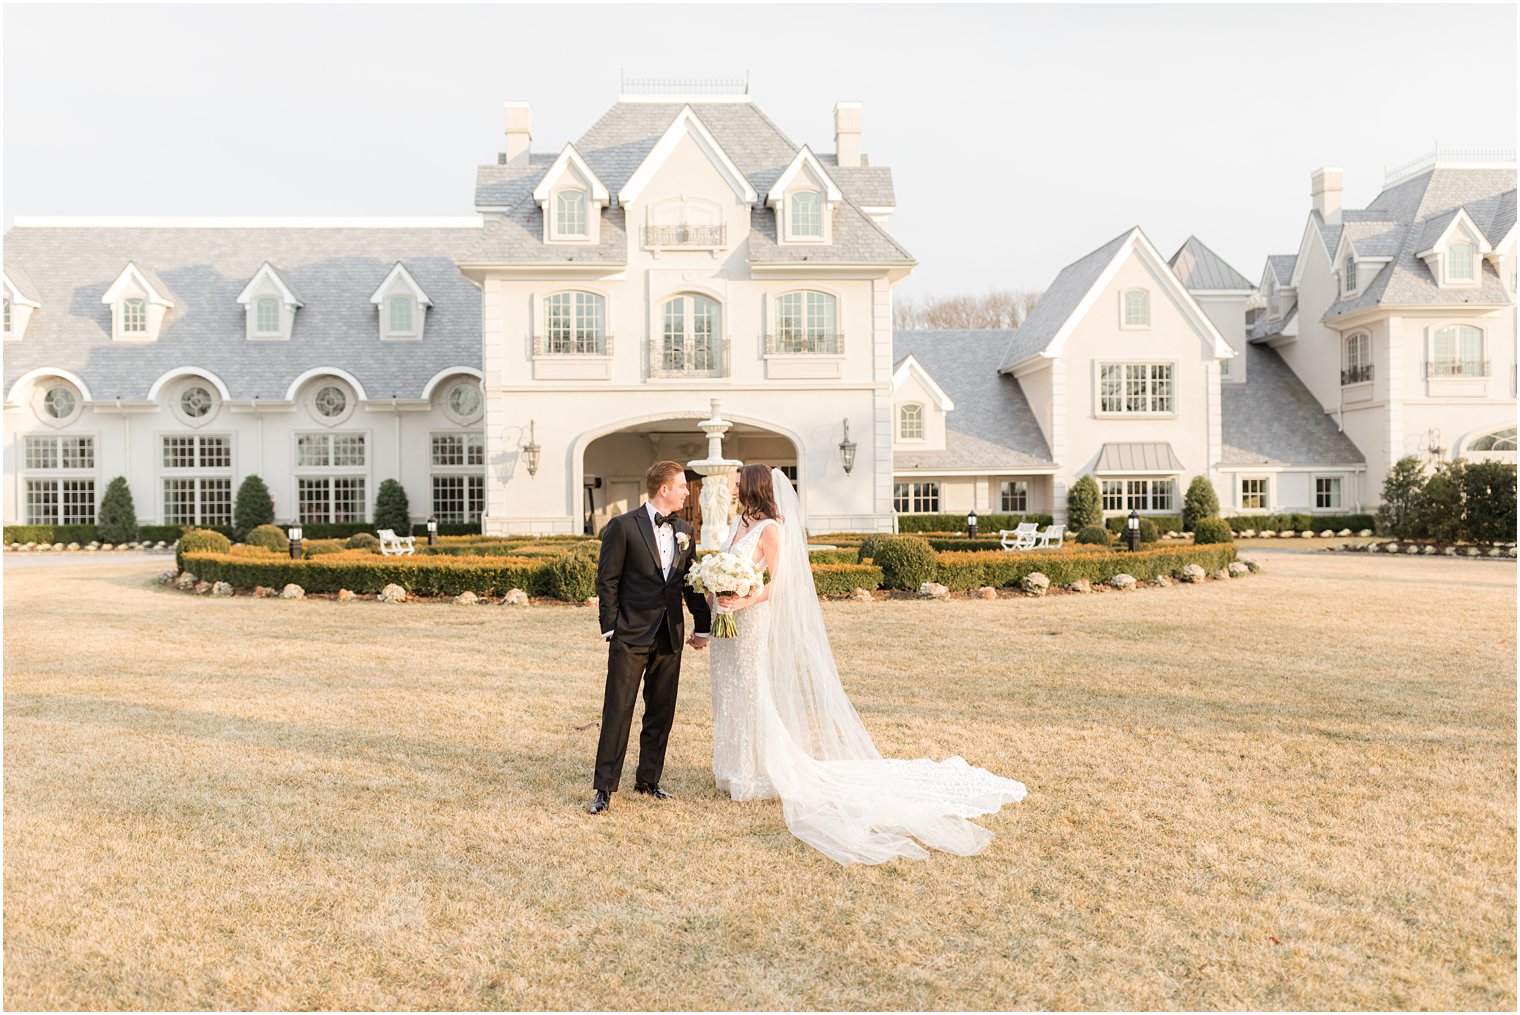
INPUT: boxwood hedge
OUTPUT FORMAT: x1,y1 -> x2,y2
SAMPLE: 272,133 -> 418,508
933,544 -> 1238,591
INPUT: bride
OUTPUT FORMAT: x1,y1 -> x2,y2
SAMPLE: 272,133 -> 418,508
706,464 -> 1027,865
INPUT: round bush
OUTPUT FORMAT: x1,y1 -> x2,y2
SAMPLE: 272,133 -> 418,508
856,532 -> 891,564
176,528 -> 231,570
1075,526 -> 1112,546
1191,518 -> 1235,545
245,524 -> 288,552
870,535 -> 938,591
547,548 -> 599,601
346,532 -> 382,552
1139,518 -> 1159,544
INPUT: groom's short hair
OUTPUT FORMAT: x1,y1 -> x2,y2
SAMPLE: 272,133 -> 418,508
646,460 -> 685,499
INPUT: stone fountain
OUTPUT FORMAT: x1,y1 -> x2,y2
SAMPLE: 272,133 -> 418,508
687,398 -> 743,551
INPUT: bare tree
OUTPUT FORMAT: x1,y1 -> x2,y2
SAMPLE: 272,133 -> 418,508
893,288 -> 1042,330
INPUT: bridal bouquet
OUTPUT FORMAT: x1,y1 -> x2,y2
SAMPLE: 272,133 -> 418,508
685,551 -> 762,638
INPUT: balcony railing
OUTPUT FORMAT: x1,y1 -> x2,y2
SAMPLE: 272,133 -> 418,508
532,332 -> 613,356
641,224 -> 726,248
647,337 -> 731,379
764,332 -> 844,356
1341,364 -> 1374,385
1425,359 -> 1490,378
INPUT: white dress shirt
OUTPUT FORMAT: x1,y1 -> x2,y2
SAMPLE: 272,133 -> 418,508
601,503 -> 706,642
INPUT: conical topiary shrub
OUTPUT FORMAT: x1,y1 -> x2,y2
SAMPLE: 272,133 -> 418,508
374,479 -> 411,533
1066,475 -> 1103,532
1182,475 -> 1220,533
97,476 -> 138,544
234,475 -> 276,540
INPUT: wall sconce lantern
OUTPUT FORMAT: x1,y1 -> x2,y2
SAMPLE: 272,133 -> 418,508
287,521 -> 303,560
522,420 -> 541,478
838,419 -> 857,476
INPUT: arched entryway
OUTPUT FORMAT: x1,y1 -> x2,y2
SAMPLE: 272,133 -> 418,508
580,419 -> 798,537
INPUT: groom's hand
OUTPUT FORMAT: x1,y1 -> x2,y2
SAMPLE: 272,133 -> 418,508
687,634 -> 708,650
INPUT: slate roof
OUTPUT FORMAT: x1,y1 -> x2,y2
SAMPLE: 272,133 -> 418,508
3,262 -> 42,302
2,225 -> 483,402
1321,167 -> 1517,321
1248,304 -> 1296,342
1168,236 -> 1255,291
1267,255 -> 1297,284
467,101 -> 912,267
997,229 -> 1134,371
891,330 -> 1055,471
1220,345 -> 1365,466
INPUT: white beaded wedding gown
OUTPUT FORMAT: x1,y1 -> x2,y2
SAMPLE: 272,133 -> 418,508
707,469 -> 1027,866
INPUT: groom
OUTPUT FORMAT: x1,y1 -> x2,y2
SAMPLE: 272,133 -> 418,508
588,461 -> 711,815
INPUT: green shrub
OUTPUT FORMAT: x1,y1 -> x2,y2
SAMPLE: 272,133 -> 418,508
233,475 -> 276,540
1104,515 -> 1182,536
302,539 -> 348,557
870,535 -> 939,591
937,544 -> 1238,589
97,476 -> 138,543
139,525 -> 191,544
1182,476 -> 1220,532
1075,525 -> 1112,546
895,513 -> 1053,533
373,479 -> 411,533
1191,518 -> 1234,545
808,548 -> 860,565
924,537 -> 1009,552
857,533 -> 892,564
245,524 -> 288,552
1415,460 -> 1466,542
811,564 -> 883,596
176,528 -> 231,571
184,552 -> 554,597
933,556 -> 988,592
1138,518 -> 1159,544
3,525 -> 58,545
1377,457 -> 1426,539
547,548 -> 599,601
346,532 -> 382,552
1066,476 -> 1103,531
1461,460 -> 1518,543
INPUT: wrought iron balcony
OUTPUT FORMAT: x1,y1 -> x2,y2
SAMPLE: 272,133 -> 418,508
1340,364 -> 1374,385
647,337 -> 731,379
532,332 -> 612,356
764,332 -> 844,355
1425,359 -> 1490,378
641,224 -> 726,248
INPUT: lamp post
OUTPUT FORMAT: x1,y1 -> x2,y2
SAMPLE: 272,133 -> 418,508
426,516 -> 438,547
838,419 -> 857,476
1127,508 -> 1141,552
522,420 -> 541,478
287,521 -> 303,560
967,509 -> 978,539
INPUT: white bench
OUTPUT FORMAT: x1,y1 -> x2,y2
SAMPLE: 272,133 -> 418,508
999,523 -> 1040,552
1034,524 -> 1064,549
377,528 -> 416,556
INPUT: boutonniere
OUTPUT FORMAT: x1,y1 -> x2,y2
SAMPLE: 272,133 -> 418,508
676,531 -> 690,552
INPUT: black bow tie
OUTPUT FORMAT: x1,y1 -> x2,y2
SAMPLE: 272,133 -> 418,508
653,512 -> 676,528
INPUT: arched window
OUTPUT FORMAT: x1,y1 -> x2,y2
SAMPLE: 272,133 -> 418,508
556,190 -> 587,237
773,290 -> 838,353
1469,426 -> 1517,452
1343,333 -> 1372,384
1448,242 -> 1475,281
544,291 -> 606,354
790,191 -> 821,238
1343,256 -> 1357,293
255,297 -> 280,334
660,295 -> 719,373
1431,325 -> 1484,377
1122,289 -> 1149,327
898,403 -> 924,440
122,297 -> 147,333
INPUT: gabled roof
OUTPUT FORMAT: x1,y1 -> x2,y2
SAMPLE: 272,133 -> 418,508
2,264 -> 42,307
891,353 -> 955,411
997,227 -> 1231,372
475,154 -> 558,210
618,106 -> 757,205
369,262 -> 433,306
1267,255 -> 1297,285
1248,303 -> 1297,342
531,144 -> 610,205
892,330 -> 1055,470
817,157 -> 896,207
1414,207 -> 1492,256
1337,220 -> 1404,259
235,261 -> 304,307
1168,236 -> 1255,292
101,261 -> 175,307
765,146 -> 841,206
1221,345 -> 1365,466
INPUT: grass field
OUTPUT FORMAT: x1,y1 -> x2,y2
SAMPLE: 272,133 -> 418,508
3,551 -> 1514,1010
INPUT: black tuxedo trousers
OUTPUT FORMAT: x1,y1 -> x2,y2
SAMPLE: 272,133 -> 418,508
592,508 -> 712,792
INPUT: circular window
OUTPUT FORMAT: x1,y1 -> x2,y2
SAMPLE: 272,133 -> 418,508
448,382 -> 482,420
180,385 -> 214,418
43,386 -> 77,420
314,385 -> 348,418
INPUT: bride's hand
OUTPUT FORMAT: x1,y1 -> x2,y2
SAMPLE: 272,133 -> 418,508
717,594 -> 750,612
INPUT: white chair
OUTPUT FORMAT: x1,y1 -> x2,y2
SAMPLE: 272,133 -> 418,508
377,528 -> 416,556
999,523 -> 1040,552
1034,524 -> 1064,549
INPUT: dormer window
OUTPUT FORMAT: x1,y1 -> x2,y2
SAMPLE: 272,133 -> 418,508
1343,256 -> 1357,294
898,403 -> 924,440
791,191 -> 821,238
1449,242 -> 1475,281
370,262 -> 431,342
237,262 -> 301,341
1121,289 -> 1150,328
556,190 -> 588,238
102,262 -> 174,342
2,297 -> 10,335
388,295 -> 415,335
122,298 -> 147,333
255,297 -> 280,334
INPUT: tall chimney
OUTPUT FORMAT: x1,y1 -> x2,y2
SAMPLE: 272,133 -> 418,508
834,102 -> 862,168
1310,166 -> 1343,224
504,101 -> 532,167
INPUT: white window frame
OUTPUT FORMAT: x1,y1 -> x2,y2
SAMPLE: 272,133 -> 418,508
898,403 -> 925,441
159,433 -> 233,527
1120,289 -> 1150,329
1343,256 -> 1357,295
308,382 -> 356,426
1100,478 -> 1175,513
1343,332 -> 1372,385
771,290 -> 839,354
1239,476 -> 1270,511
3,296 -> 10,336
430,430 -> 485,524
122,296 -> 148,334
658,294 -> 720,374
35,382 -> 84,427
554,189 -> 589,239
541,290 -> 607,355
25,477 -> 97,526
789,190 -> 822,240
893,481 -> 940,513
1314,476 -> 1343,511
387,295 -> 415,336
442,380 -> 483,425
998,480 -> 1028,513
173,382 -> 221,428
1447,242 -> 1476,284
1429,324 -> 1485,378
1097,362 -> 1175,416
255,296 -> 281,335
294,431 -> 369,524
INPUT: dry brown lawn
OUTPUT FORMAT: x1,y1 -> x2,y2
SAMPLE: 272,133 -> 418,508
4,551 -> 1514,1010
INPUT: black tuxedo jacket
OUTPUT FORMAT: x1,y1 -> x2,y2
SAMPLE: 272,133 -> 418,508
597,507 -> 712,647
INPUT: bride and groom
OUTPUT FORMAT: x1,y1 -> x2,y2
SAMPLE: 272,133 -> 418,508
590,460 -> 1027,865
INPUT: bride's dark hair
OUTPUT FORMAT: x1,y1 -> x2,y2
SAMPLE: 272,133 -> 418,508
736,463 -> 783,522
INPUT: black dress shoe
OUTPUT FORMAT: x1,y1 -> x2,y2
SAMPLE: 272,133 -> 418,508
586,789 -> 611,814
634,782 -> 674,800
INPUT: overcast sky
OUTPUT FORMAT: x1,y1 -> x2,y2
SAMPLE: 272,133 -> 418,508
4,3 -> 1515,299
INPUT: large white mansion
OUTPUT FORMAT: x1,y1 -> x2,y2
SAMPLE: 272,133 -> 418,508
3,87 -> 1514,534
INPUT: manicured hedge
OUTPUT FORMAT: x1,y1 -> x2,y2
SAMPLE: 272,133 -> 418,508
812,564 -> 883,596
934,544 -> 1238,591
1104,515 -> 1182,535
184,551 -> 555,596
1223,513 -> 1375,533
808,548 -> 861,565
924,537 -> 1012,552
896,513 -> 1053,533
